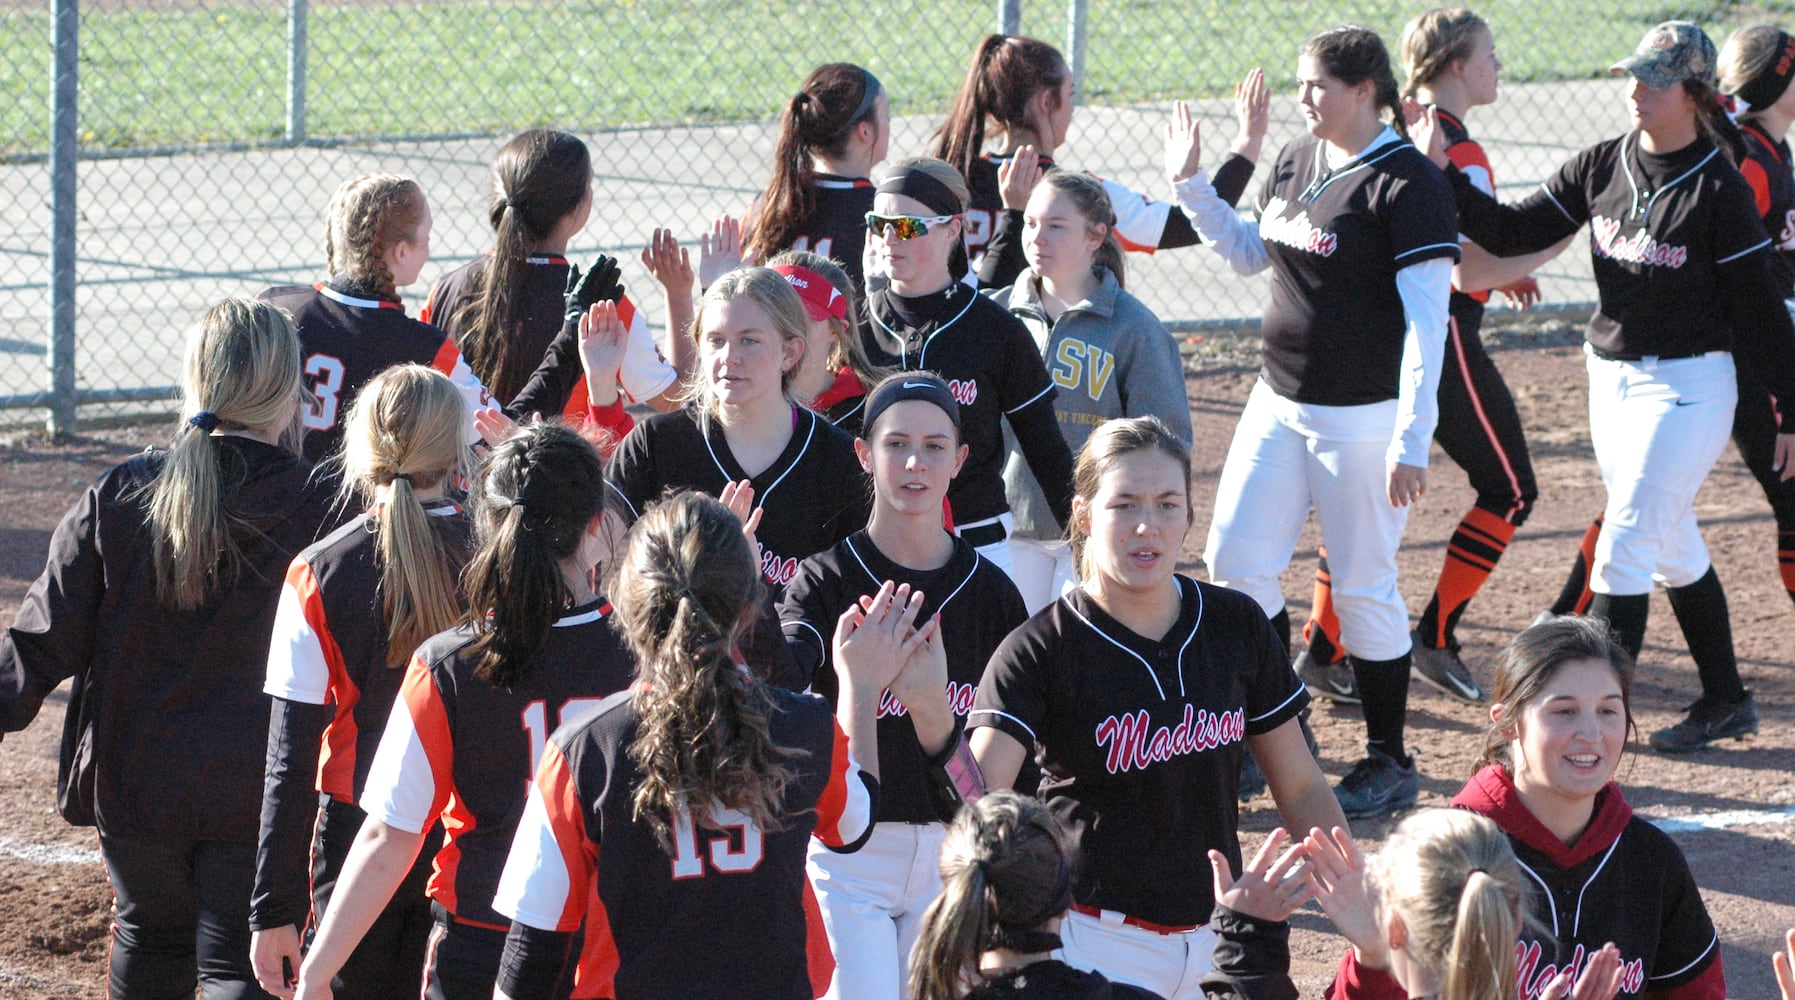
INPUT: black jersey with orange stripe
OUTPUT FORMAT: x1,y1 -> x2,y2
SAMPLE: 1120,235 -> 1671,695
1738,120 -> 1795,297
259,283 -> 489,466
356,600 -> 634,929
492,683 -> 877,999
252,502 -> 472,929
790,173 -> 876,288
779,531 -> 1025,822
1435,107 -> 1496,320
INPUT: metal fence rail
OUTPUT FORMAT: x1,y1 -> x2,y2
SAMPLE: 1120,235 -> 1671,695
0,1 -> 1731,431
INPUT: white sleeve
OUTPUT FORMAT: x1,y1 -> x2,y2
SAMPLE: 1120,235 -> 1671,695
1171,170 -> 1270,275
492,781 -> 574,930
1099,177 -> 1174,252
263,566 -> 333,703
357,682 -> 443,835
1389,257 -> 1454,468
615,294 -> 678,403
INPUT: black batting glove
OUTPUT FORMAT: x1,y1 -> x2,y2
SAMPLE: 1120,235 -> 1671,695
563,254 -> 625,323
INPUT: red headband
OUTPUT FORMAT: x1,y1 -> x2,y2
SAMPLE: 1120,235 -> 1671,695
771,264 -> 849,322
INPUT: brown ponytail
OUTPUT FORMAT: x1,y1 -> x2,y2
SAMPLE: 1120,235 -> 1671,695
910,793 -> 1074,1000
456,129 -> 591,403
745,64 -> 882,265
609,491 -> 800,846
462,421 -> 607,689
1685,78 -> 1747,164
1398,8 -> 1490,100
323,173 -> 426,300
932,35 -> 1069,182
338,364 -> 472,667
1373,809 -> 1529,1000
1304,25 -> 1410,143
145,298 -> 304,610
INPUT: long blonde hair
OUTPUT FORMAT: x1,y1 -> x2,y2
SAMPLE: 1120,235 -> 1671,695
339,364 -> 471,667
145,298 -> 304,610
608,492 -> 800,846
1374,809 -> 1528,1000
910,793 -> 1073,1000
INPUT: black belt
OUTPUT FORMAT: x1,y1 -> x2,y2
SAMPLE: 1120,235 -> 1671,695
958,520 -> 1008,547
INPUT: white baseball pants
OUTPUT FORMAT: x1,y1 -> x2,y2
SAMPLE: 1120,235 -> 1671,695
1058,906 -> 1219,1000
806,821 -> 947,1000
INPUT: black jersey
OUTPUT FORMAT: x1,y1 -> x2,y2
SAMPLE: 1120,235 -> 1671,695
0,438 -> 332,839
1450,131 -> 1795,412
1435,108 -> 1498,331
492,684 -> 877,999
1254,131 -> 1461,405
1738,121 -> 1795,296
865,283 -> 1073,527
358,601 -> 634,929
788,173 -> 875,288
779,531 -> 1026,821
604,405 -> 870,589
259,283 -> 488,466
422,255 -> 566,398
966,961 -> 1166,1000
969,577 -> 1308,927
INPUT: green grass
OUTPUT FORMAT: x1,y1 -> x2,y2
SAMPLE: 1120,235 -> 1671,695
6,0 -> 1795,155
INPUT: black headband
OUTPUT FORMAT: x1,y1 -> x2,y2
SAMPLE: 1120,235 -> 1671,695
861,374 -> 962,436
875,169 -> 963,217
832,67 -> 883,138
1737,31 -> 1795,111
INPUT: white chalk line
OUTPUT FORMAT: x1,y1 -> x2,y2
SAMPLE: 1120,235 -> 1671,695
0,837 -> 102,866
1645,804 -> 1795,835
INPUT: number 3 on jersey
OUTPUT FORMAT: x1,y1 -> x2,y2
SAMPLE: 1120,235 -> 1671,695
670,804 -> 764,879
302,353 -> 346,431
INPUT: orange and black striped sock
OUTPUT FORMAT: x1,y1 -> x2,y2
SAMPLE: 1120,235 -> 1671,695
1303,548 -> 1346,664
1780,530 -> 1795,607
1417,507 -> 1518,649
1549,516 -> 1604,617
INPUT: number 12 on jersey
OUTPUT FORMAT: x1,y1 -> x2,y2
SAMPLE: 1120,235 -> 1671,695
670,803 -> 764,879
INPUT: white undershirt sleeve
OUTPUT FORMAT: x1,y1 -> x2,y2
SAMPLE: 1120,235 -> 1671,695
1390,257 -> 1454,468
1171,171 -> 1271,276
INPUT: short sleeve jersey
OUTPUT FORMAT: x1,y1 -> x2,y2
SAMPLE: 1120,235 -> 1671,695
969,577 -> 1308,927
866,284 -> 1060,525
357,600 -> 635,928
259,283 -> 488,465
779,532 -> 1027,822
1737,121 -> 1795,297
492,685 -> 876,1000
264,502 -> 470,802
1254,131 -> 1461,405
604,406 -> 871,589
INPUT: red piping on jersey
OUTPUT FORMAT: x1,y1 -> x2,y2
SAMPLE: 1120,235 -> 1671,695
1452,764 -> 1632,870
575,883 -> 621,997
1448,317 -> 1526,523
1741,121 -> 1784,163
314,282 -> 403,311
536,743 -> 594,933
811,720 -> 855,847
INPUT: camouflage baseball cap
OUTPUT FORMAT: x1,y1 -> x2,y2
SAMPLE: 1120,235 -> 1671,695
1611,21 -> 1717,89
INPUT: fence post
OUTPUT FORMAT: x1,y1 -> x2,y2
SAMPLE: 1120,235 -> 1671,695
286,0 -> 307,144
48,0 -> 78,438
1065,0 -> 1087,104
997,0 -> 1019,35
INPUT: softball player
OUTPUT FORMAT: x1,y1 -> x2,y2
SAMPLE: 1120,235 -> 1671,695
1542,23 -> 1795,631
969,417 -> 1345,1000
933,35 -> 1265,289
989,169 -> 1193,613
1170,26 -> 1460,816
420,128 -> 678,413
909,793 -> 1168,1000
1327,616 -> 1725,1000
260,173 -> 489,467
1,299 -> 329,999
290,423 -> 634,1000
862,156 -> 1074,576
768,251 -> 890,435
489,491 -> 915,999
1297,9 -> 1557,706
249,365 -> 472,1000
779,374 -> 1027,1000
1421,21 -> 1795,753
744,63 -> 888,288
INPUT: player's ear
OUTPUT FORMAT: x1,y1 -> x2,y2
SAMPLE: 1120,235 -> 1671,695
1071,494 -> 1091,537
854,437 -> 873,475
951,442 -> 969,479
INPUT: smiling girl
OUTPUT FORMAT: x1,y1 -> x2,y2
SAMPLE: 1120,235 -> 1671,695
1327,616 -> 1724,1000
969,416 -> 1343,998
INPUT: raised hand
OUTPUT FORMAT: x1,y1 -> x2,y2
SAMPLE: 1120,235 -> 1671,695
1305,825 -> 1389,969
1495,275 -> 1542,311
832,582 -> 927,694
1165,100 -> 1204,184
640,228 -> 694,299
699,214 -> 745,288
1774,927 -> 1795,1000
1234,68 -> 1269,153
577,300 -> 631,404
1539,942 -> 1624,1000
998,145 -> 1043,210
473,406 -> 520,447
1210,827 -> 1313,922
563,254 -> 625,323
716,479 -> 764,563
1408,103 -> 1448,169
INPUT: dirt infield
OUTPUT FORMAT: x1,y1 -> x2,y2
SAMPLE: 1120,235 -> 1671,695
2,343 -> 1792,997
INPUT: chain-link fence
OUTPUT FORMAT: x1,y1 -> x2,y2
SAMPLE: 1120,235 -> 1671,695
0,0 -> 1768,430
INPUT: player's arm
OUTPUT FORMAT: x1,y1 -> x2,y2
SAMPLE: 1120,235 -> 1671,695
641,227 -> 697,384
249,697 -> 330,996
1249,719 -> 1347,844
493,740 -> 594,999
0,476 -> 108,735
968,727 -> 1027,792
1165,102 -> 1271,276
291,818 -> 426,1000
1388,256 -> 1454,506
1455,237 -> 1574,295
